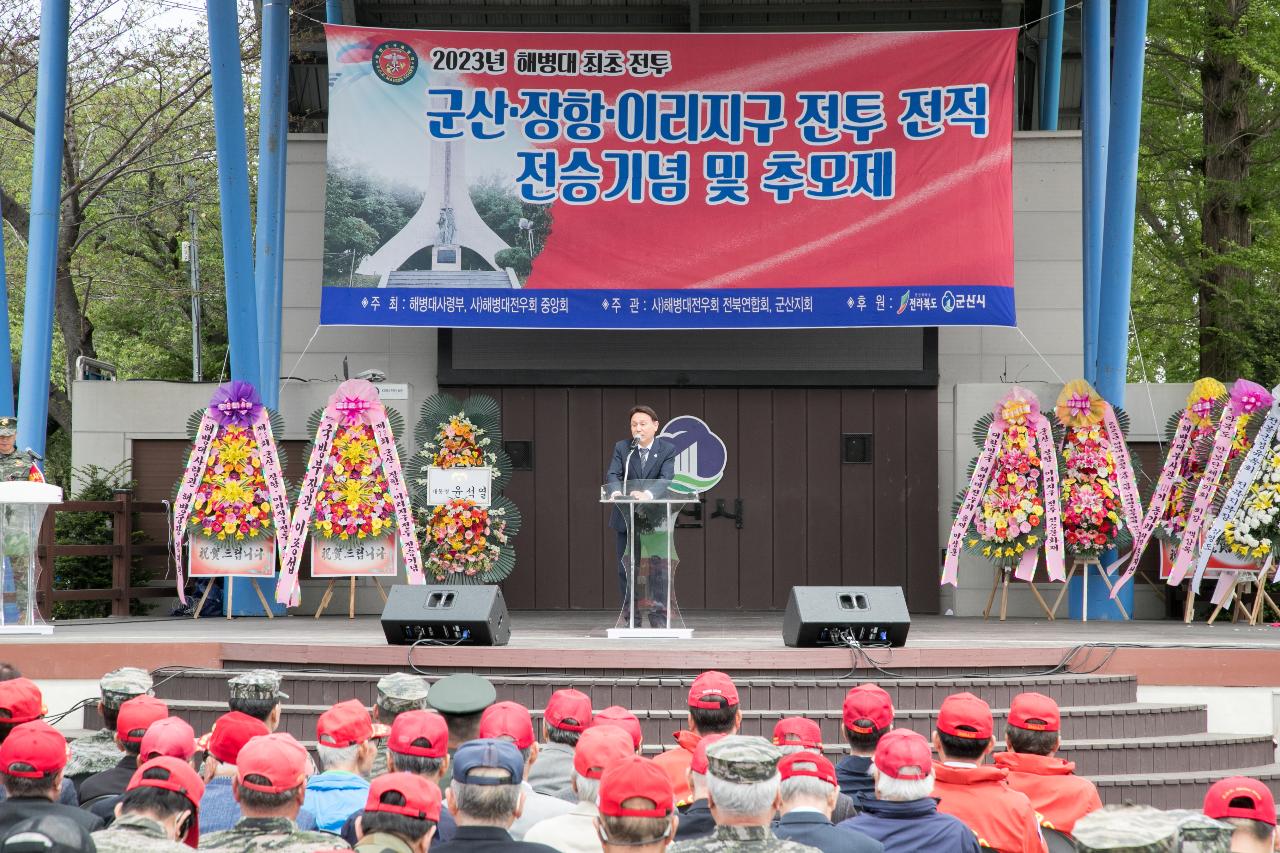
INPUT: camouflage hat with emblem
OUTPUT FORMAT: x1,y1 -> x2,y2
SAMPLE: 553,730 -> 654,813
1072,805 -> 1234,853
0,417 -> 15,437
376,673 -> 431,715
704,735 -> 782,784
227,669 -> 288,701
99,667 -> 153,709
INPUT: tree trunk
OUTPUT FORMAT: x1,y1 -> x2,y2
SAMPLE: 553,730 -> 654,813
1198,0 -> 1253,377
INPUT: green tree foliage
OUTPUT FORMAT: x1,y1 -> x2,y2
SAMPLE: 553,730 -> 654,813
470,174 -> 553,256
1134,0 -> 1280,385
494,247 -> 532,278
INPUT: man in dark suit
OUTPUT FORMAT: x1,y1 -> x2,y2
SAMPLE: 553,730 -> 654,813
604,405 -> 677,628
774,752 -> 882,853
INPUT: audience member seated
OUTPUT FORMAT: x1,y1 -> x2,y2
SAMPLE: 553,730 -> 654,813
594,757 -> 678,853
1072,804 -> 1235,852
199,711 -> 296,835
1202,776 -> 1278,853
589,709 -> 643,754
772,751 -> 881,853
304,700 -> 376,833
370,674 -> 433,778
138,718 -> 196,766
653,673 -> 741,808
200,732 -> 348,852
426,675 -> 498,761
0,722 -> 102,835
66,668 -> 152,789
993,692 -> 1102,835
1,814 -> 98,853
835,685 -> 893,800
477,702 -> 573,840
526,690 -> 593,803
930,693 -> 1046,853
524,725 -> 634,852
78,696 -> 169,807
430,739 -> 558,852
0,679 -> 79,807
837,729 -> 978,853
226,671 -> 286,732
353,772 -> 441,853
672,734 -> 725,842
772,718 -> 856,824
90,756 -> 204,852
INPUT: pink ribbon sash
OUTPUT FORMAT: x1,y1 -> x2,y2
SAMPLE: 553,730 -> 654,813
1033,414 -> 1065,582
277,413 -> 338,605
1102,404 -> 1143,534
1169,410 -> 1240,585
251,410 -> 291,574
372,417 -> 425,585
942,424 -> 1001,586
170,413 -> 219,603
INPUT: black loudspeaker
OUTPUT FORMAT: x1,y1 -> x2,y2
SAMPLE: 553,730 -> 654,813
782,586 -> 910,648
381,585 -> 511,646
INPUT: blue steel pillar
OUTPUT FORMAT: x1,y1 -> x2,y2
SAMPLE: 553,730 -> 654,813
0,227 -> 14,417
207,0 -> 261,386
1080,0 -> 1109,384
326,0 -> 342,24
1039,0 -> 1065,130
255,0 -> 289,409
15,0 -> 70,456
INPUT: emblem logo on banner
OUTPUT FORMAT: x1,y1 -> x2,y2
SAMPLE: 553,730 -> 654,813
660,416 -> 727,494
372,41 -> 418,85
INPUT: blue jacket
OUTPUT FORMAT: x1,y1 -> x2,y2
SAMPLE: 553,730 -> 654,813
839,796 -> 980,853
303,770 -> 370,833
775,810 -> 883,852
835,755 -> 875,799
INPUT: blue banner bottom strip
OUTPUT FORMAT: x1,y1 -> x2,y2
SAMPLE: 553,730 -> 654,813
319,284 -> 1016,329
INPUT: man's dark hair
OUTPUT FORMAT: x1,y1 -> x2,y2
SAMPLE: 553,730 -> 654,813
844,723 -> 890,753
118,768 -> 193,820
119,733 -> 143,756
228,697 -> 278,722
362,790 -> 436,843
936,731 -> 990,762
237,775 -> 300,810
547,726 -> 582,747
375,702 -> 411,726
629,405 -> 659,422
3,766 -> 59,799
0,664 -> 21,682
689,704 -> 738,736
100,704 -> 121,730
441,711 -> 483,744
1006,726 -> 1059,757
390,747 -> 445,777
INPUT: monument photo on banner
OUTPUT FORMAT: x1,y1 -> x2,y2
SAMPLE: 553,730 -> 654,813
320,27 -> 1016,330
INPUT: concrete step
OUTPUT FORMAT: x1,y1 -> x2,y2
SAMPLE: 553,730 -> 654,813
1093,764 -> 1280,810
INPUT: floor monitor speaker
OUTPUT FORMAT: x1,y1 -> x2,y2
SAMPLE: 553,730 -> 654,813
782,586 -> 910,647
380,584 -> 511,646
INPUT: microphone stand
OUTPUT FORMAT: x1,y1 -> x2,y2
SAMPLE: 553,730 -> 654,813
621,438 -> 638,629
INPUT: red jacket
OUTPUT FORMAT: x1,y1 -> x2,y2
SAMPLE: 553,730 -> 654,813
993,752 -> 1103,834
932,762 -> 1048,853
653,730 -> 700,805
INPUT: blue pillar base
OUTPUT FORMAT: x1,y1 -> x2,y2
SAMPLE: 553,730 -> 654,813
1067,566 -> 1134,620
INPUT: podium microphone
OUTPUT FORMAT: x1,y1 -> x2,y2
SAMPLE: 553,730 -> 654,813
24,447 -> 43,461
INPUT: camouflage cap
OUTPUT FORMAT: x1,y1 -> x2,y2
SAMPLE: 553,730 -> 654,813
1072,805 -> 1233,853
0,418 -> 15,438
376,673 -> 431,714
100,667 -> 153,708
227,669 -> 288,701
704,735 -> 782,784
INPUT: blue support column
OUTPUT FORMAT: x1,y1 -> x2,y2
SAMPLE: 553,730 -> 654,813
326,0 -> 342,24
1080,0 -> 1109,384
207,0 -> 261,387
0,226 -> 14,417
1039,0 -> 1065,130
15,0 -> 70,457
255,0 -> 289,410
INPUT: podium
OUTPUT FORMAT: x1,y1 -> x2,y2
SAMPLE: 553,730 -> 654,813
602,479 -> 696,639
0,481 -> 61,634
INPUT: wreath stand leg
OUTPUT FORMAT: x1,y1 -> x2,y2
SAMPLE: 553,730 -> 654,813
1182,583 -> 1196,624
1138,570 -> 1167,603
1090,560 -> 1129,620
373,577 -> 388,604
1250,557 -> 1276,624
982,568 -> 1004,621
314,579 -> 337,618
1050,561 -> 1078,619
349,577 -> 357,619
225,579 -> 234,620
191,579 -> 215,621
249,579 -> 274,619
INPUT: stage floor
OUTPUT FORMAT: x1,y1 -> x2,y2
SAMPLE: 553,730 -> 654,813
6,612 -> 1279,687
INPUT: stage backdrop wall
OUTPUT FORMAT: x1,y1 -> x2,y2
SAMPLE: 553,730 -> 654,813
321,26 -> 1017,330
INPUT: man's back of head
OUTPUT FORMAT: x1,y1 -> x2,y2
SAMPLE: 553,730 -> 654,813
596,756 -> 677,853
227,670 -> 286,731
1203,776 -> 1278,853
446,739 -> 526,829
703,736 -> 782,827
387,710 -> 449,782
1,722 -> 68,802
871,729 -> 935,803
232,733 -> 311,822
357,773 -> 441,853
843,684 -> 894,756
685,671 -> 741,737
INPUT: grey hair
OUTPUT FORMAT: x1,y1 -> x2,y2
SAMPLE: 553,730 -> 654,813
316,743 -> 359,771
453,777 -> 521,822
707,772 -> 780,819
780,775 -> 834,803
874,768 -> 935,802
572,772 -> 600,806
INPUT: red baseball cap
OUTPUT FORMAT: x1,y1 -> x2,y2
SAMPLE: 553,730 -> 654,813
236,733 -> 309,794
1204,776 -> 1277,826
937,692 -> 993,740
779,751 -> 837,786
689,733 -> 728,775
1008,692 -> 1060,733
843,684 -> 893,733
141,716 -> 197,762
874,729 -> 933,781
478,701 -> 535,751
773,717 -> 823,750
117,695 -> 170,744
0,678 -> 44,725
544,689 -> 593,733
317,699 -> 374,748
208,711 -> 271,764
0,721 -> 68,778
573,725 -> 635,780
365,772 -> 442,823
688,671 -> 739,710
128,756 -> 205,846
388,710 -> 449,759
598,756 -> 675,818
591,706 -> 643,750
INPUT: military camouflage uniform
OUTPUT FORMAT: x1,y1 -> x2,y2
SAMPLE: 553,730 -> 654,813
228,670 -> 289,705
1072,806 -> 1234,852
0,418 -> 37,482
669,737 -> 820,853
92,813 -> 190,853
67,667 -> 154,779
371,673 -> 431,777
198,816 -> 350,851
